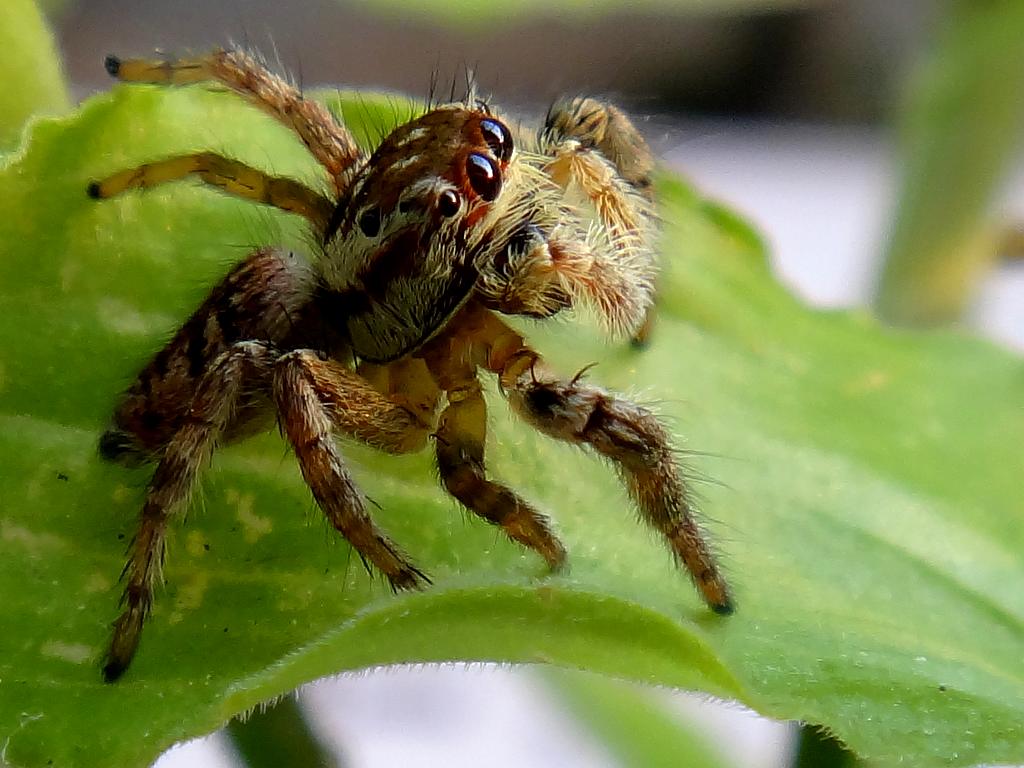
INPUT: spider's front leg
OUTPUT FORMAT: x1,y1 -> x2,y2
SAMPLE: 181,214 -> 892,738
420,337 -> 567,571
472,308 -> 733,614
541,96 -> 659,346
271,351 -> 431,589
543,96 -> 655,201
92,48 -> 363,233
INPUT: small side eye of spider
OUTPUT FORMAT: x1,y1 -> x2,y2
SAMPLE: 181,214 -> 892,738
437,189 -> 461,217
89,48 -> 732,682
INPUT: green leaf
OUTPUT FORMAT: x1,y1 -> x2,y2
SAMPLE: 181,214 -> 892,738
876,0 -> 1024,323
0,0 -> 69,151
0,85 -> 1021,768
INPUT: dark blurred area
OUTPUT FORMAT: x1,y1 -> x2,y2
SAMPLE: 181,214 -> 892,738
52,0 -> 938,123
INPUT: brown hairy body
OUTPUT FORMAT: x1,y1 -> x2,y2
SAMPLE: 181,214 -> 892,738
90,48 -> 733,681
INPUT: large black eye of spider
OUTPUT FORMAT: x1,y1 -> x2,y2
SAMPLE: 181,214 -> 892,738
466,152 -> 501,202
437,189 -> 461,217
358,207 -> 381,237
480,118 -> 513,162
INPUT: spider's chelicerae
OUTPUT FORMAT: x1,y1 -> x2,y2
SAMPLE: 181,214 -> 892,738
90,49 -> 733,682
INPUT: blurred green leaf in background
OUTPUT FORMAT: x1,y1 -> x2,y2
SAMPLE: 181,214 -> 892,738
345,0 -> 816,27
0,0 -> 68,150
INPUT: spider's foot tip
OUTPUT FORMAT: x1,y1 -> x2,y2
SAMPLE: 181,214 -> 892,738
86,181 -> 102,199
102,659 -> 126,683
388,566 -> 431,592
98,429 -> 149,466
104,55 -> 121,78
545,547 -> 568,573
711,599 -> 735,616
98,428 -> 128,458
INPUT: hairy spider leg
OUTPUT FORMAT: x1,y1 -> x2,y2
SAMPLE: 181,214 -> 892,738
105,340 -> 275,681
271,349 -> 431,589
99,247 -> 318,463
465,304 -> 733,614
544,144 -> 654,241
106,340 -> 441,680
106,49 -> 364,192
282,352 -> 438,457
542,98 -> 659,346
543,96 -> 655,199
87,151 -> 334,230
420,331 -> 568,571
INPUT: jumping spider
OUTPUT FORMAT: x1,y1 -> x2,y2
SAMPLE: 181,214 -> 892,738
90,49 -> 733,682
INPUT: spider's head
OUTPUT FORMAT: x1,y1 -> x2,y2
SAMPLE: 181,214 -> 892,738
319,105 -> 524,362
320,103 -> 654,363
329,106 -> 515,243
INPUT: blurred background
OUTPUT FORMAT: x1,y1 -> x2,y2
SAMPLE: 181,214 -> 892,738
40,0 -> 1024,765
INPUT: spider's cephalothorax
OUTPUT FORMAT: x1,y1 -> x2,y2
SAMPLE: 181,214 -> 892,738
90,49 -> 733,682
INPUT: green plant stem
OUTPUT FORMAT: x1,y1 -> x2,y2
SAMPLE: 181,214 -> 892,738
875,0 -> 1024,324
793,725 -> 858,768
544,669 -> 732,768
225,695 -> 340,768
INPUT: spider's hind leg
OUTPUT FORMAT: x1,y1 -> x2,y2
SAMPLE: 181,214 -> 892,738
105,340 -> 277,681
